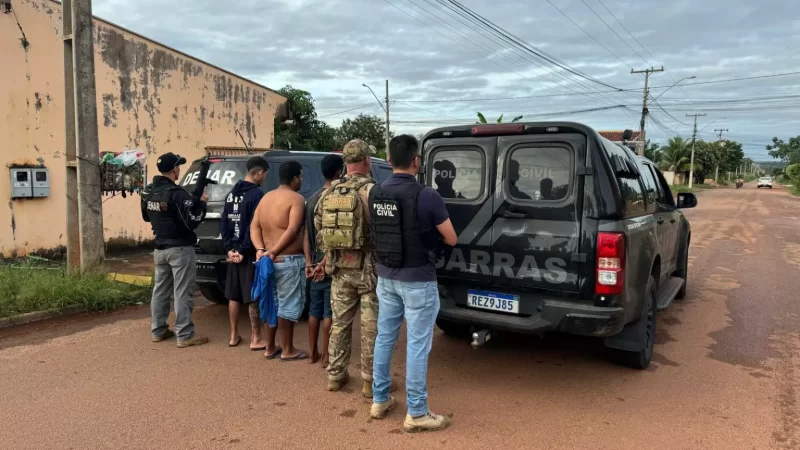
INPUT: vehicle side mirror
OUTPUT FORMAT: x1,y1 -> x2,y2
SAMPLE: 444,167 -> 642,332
676,192 -> 697,209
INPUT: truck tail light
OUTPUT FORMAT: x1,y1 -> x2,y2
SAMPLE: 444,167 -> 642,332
596,232 -> 625,296
471,124 -> 525,136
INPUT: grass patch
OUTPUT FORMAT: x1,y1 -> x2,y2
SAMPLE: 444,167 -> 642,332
672,184 -> 715,194
0,261 -> 151,319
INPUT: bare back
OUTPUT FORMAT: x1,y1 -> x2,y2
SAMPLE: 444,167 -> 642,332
252,187 -> 305,256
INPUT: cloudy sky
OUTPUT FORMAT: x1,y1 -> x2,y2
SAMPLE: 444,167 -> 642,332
94,0 -> 800,160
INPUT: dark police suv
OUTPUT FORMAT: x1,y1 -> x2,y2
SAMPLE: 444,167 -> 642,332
181,149 -> 394,308
420,122 -> 697,369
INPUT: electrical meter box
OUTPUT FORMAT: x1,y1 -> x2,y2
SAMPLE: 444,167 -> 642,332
32,168 -> 50,197
11,168 -> 33,198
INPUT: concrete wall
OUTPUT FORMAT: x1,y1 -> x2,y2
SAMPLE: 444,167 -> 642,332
1,0 -> 287,257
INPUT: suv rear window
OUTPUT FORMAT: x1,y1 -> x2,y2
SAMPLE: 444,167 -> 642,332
181,160 -> 245,203
430,148 -> 484,200
263,160 -> 323,199
507,146 -> 571,201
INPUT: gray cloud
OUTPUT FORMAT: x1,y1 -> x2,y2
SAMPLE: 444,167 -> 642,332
95,0 -> 800,158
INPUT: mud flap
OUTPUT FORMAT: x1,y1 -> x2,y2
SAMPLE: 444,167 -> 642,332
604,300 -> 649,352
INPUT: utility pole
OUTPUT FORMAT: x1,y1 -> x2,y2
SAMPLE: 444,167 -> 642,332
687,113 -> 706,189
385,80 -> 390,153
713,129 -> 727,184
63,0 -> 105,271
631,66 -> 664,156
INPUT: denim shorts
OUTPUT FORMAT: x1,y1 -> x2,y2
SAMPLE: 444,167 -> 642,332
273,255 -> 306,322
308,278 -> 332,319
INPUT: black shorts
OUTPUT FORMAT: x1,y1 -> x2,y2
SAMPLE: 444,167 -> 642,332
224,249 -> 256,304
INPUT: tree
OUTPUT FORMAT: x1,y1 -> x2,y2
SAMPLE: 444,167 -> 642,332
337,113 -> 393,152
767,136 -> 800,165
644,140 -> 660,162
710,140 -> 744,173
476,112 -> 523,123
272,85 -> 339,151
691,141 -> 717,183
658,137 -> 692,173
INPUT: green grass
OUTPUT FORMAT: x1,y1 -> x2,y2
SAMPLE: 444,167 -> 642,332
672,183 -> 715,194
0,262 -> 151,319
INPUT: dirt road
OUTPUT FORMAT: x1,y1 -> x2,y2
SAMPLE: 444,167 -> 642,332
1,184 -> 799,450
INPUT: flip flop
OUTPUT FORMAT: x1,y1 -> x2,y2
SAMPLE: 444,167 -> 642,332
280,350 -> 310,362
229,336 -> 242,347
265,347 -> 282,359
250,346 -> 267,352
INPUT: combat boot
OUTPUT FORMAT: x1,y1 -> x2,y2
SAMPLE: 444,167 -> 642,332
362,378 -> 398,399
327,372 -> 350,391
369,396 -> 396,419
403,411 -> 451,433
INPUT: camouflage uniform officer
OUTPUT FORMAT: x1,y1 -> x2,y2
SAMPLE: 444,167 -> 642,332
315,140 -> 395,397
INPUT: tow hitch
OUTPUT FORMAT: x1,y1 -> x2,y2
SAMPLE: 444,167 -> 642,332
471,329 -> 491,348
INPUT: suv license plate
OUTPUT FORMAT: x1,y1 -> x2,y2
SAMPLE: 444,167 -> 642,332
467,290 -> 520,314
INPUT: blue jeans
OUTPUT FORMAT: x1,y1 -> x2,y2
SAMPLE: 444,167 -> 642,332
372,277 -> 440,417
273,255 -> 306,322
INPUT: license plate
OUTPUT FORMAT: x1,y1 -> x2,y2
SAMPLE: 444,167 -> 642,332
467,290 -> 520,314
197,262 -> 217,270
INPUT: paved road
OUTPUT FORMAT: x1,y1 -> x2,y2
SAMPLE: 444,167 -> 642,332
2,184 -> 799,450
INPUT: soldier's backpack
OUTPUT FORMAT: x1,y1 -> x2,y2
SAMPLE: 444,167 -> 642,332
318,176 -> 374,253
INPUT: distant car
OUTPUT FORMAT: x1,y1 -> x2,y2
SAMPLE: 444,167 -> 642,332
757,177 -> 773,189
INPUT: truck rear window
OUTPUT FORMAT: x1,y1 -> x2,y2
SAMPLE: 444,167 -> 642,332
507,146 -> 571,201
181,160 -> 245,203
430,148 -> 484,200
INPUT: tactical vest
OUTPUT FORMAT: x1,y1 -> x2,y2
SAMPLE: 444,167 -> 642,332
369,183 -> 440,269
318,176 -> 374,253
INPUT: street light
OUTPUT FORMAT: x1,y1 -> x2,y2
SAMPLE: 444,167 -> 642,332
652,76 -> 697,101
362,83 -> 390,152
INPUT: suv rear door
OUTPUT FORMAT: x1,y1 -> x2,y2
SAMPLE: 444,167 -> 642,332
423,137 -> 497,286
489,134 -> 583,293
181,157 -> 246,255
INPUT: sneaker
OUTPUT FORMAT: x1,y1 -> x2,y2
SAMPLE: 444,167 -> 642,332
403,411 -> 451,433
327,372 -> 350,391
152,329 -> 175,343
362,378 -> 399,399
176,336 -> 209,348
370,396 -> 396,419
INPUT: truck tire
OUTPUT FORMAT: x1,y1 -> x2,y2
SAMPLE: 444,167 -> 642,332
618,275 -> 657,370
675,243 -> 689,299
199,284 -> 228,305
436,319 -> 470,339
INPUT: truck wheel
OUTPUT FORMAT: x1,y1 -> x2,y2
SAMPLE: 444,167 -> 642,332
618,276 -> 657,370
676,243 -> 689,300
436,319 -> 470,339
199,285 -> 228,305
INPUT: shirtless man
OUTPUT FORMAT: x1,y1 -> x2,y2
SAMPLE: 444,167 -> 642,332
251,160 -> 309,361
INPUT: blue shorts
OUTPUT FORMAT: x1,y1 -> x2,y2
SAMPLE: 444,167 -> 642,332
309,278 -> 332,319
273,255 -> 306,322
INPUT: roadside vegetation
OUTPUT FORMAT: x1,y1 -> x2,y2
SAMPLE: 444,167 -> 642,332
0,259 -> 150,319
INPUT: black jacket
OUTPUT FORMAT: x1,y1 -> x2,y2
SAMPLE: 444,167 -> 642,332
220,180 -> 264,253
141,176 -> 207,249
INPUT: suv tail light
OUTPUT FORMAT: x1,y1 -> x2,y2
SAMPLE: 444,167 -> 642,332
471,124 -> 525,136
596,232 -> 625,296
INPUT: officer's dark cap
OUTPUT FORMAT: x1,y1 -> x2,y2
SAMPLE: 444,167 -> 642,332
156,152 -> 187,172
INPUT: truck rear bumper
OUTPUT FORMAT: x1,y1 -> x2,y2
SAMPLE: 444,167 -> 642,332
437,291 -> 626,337
196,254 -> 226,287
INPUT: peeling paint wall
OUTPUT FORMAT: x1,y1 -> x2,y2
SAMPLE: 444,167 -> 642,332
1,0 -> 287,257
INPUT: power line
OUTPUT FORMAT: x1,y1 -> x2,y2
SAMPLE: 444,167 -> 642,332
579,0 -> 650,66
318,103 -> 375,118
544,0 -> 633,69
391,104 -> 627,124
394,70 -> 800,103
442,0 -> 624,91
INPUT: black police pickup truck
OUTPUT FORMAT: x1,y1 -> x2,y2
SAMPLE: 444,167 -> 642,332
180,150 -> 394,308
421,122 -> 697,369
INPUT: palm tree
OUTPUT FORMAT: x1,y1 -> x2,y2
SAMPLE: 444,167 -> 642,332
477,113 -> 523,124
658,137 -> 692,172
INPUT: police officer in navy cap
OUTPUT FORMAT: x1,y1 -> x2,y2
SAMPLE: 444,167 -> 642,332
141,152 -> 209,348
